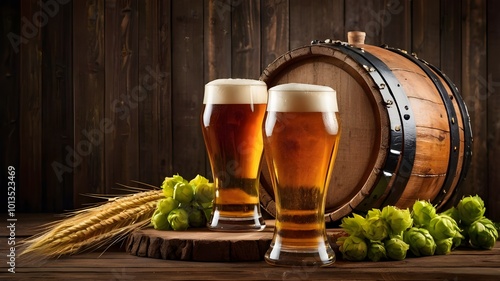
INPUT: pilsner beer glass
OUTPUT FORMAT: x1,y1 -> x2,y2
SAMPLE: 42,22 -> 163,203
201,78 -> 267,231
263,83 -> 340,266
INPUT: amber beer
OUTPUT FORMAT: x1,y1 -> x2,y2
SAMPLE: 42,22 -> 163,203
201,79 -> 267,231
263,83 -> 340,266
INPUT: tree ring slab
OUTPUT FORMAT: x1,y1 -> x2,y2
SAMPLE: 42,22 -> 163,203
126,220 -> 344,262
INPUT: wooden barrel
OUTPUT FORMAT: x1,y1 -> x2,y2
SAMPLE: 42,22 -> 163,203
258,32 -> 472,224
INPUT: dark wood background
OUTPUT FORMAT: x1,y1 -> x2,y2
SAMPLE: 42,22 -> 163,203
1,0 -> 499,220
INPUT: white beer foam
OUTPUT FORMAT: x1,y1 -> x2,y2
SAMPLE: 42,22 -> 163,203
267,83 -> 339,112
204,78 -> 268,104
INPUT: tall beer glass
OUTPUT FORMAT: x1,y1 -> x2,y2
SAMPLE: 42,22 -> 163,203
201,79 -> 267,231
263,83 -> 340,266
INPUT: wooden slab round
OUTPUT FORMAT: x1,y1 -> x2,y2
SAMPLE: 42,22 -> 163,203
126,220 -> 344,262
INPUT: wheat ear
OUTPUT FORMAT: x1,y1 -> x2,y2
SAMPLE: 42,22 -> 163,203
20,189 -> 164,259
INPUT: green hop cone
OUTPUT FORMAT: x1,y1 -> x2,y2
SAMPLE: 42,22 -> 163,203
335,236 -> 347,247
340,213 -> 366,238
157,197 -> 179,215
384,237 -> 409,261
163,185 -> 174,198
362,209 -> 389,241
200,201 -> 212,210
151,210 -> 171,230
194,200 -> 214,221
435,237 -> 453,255
162,175 -> 187,198
339,235 -> 368,261
162,180 -> 174,198
173,182 -> 195,204
188,207 -> 207,228
457,195 -> 486,225
403,227 -> 436,257
441,206 -> 460,223
427,214 -> 463,241
412,200 -> 437,227
167,208 -> 190,231
202,206 -> 213,222
163,174 -> 188,188
189,174 -> 209,186
194,183 -> 215,204
451,230 -> 465,249
381,206 -> 413,235
468,217 -> 499,250
366,208 -> 382,218
367,241 -> 387,262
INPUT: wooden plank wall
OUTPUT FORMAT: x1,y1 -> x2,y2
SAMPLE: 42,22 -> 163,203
1,0 -> 499,220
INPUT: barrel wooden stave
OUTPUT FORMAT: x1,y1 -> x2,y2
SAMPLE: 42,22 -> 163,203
431,69 -> 467,207
363,45 -> 465,208
370,45 -> 450,208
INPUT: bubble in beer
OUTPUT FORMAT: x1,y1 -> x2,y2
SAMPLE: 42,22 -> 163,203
203,78 -> 268,105
267,83 -> 339,113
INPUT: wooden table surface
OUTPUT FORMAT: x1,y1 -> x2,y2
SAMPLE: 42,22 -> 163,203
1,214 -> 499,280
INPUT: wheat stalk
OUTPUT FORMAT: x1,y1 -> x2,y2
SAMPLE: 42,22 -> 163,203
20,188 -> 164,259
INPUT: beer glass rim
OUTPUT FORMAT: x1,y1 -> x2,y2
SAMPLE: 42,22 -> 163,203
267,83 -> 338,113
204,78 -> 268,105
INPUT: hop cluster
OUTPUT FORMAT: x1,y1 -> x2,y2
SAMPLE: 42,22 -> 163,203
413,195 -> 498,252
409,200 -> 463,256
337,206 -> 412,261
151,174 -> 214,231
454,195 -> 499,250
337,195 -> 499,262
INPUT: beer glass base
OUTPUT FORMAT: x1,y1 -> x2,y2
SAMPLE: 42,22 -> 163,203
264,245 -> 336,267
208,216 -> 266,232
